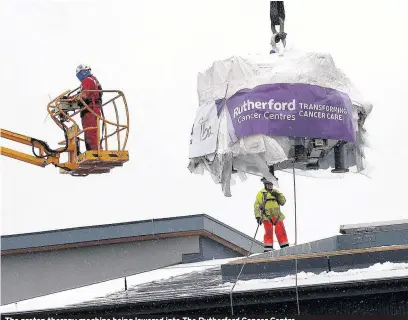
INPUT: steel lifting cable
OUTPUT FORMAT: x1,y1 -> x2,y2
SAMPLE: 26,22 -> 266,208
292,160 -> 301,315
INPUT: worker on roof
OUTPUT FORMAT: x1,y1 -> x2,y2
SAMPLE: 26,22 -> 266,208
75,64 -> 103,151
254,177 -> 289,252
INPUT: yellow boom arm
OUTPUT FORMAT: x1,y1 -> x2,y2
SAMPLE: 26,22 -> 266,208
0,129 -> 60,167
1,89 -> 130,176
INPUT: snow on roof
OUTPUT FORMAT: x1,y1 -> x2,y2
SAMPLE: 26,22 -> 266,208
0,257 -> 239,313
1,257 -> 407,314
340,219 -> 408,234
216,261 -> 408,293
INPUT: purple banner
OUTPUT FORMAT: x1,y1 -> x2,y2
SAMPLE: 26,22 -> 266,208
226,83 -> 356,141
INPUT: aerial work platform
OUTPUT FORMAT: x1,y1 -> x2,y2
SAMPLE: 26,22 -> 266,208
64,150 -> 129,175
1,88 -> 130,176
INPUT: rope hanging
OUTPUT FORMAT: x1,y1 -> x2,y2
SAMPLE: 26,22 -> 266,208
293,160 -> 301,315
229,221 -> 261,315
229,160 -> 301,315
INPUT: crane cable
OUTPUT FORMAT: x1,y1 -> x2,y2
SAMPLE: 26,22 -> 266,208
229,2 -> 298,315
228,162 -> 301,315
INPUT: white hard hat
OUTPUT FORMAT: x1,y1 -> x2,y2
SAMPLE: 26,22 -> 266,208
76,64 -> 91,74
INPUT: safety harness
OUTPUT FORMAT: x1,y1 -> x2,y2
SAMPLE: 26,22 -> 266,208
79,75 -> 103,117
260,190 -> 282,226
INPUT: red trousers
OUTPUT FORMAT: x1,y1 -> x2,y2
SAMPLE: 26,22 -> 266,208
81,105 -> 102,151
263,218 -> 289,249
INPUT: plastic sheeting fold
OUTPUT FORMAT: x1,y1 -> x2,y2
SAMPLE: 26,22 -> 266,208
189,50 -> 373,196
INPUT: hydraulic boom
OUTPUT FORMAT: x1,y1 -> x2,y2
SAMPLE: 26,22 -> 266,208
0,88 -> 130,176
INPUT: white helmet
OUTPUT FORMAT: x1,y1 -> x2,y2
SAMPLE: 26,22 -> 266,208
76,64 -> 91,75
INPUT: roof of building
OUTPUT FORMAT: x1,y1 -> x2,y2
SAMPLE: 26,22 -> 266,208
219,218 -> 408,280
339,219 -> 408,234
1,214 -> 264,255
1,257 -> 408,316
2,219 -> 408,316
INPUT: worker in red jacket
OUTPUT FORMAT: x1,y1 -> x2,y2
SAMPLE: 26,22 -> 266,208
75,64 -> 103,151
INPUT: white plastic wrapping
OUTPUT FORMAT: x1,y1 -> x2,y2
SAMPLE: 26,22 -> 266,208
188,50 -> 373,196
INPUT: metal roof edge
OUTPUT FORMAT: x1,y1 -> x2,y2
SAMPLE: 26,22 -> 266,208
202,214 -> 263,246
1,214 -> 207,238
1,214 -> 261,253
340,219 -> 408,234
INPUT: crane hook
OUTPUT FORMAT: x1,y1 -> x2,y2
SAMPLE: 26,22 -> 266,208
270,1 -> 287,53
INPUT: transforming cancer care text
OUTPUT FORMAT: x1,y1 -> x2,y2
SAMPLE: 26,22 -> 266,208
232,99 -> 348,124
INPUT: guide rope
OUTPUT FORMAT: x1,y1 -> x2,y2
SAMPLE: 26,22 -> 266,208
228,161 -> 301,315
293,160 -> 301,315
229,220 -> 262,315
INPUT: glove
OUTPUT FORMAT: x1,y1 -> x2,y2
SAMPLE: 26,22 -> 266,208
256,217 -> 262,225
271,191 -> 280,199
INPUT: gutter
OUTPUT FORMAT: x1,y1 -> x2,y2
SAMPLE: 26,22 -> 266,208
3,276 -> 408,317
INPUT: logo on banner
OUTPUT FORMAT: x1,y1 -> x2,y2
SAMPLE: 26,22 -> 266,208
226,83 -> 356,141
189,102 -> 222,158
199,117 -> 212,141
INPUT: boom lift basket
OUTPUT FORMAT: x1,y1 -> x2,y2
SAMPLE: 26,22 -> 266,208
1,89 -> 130,177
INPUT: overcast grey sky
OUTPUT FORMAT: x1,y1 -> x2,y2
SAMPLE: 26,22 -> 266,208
1,0 -> 407,245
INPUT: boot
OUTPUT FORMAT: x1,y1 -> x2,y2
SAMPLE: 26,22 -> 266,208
264,244 -> 274,252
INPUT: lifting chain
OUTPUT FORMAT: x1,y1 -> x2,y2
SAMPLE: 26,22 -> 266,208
270,1 -> 287,53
